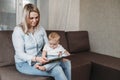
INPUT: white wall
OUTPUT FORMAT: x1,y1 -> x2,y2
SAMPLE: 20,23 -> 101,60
36,0 -> 120,58
39,0 -> 80,31
80,0 -> 120,58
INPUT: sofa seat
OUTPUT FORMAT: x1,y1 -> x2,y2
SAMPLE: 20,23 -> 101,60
69,52 -> 120,80
88,52 -> 120,80
68,54 -> 91,80
0,66 -> 53,80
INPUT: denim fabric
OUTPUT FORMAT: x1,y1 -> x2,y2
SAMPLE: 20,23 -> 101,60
60,60 -> 71,80
42,61 -> 60,71
16,62 -> 68,80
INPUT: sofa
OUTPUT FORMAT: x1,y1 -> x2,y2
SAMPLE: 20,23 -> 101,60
0,30 -> 120,80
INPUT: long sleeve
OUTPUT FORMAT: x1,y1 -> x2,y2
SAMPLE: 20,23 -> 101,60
12,27 -> 33,63
41,27 -> 48,44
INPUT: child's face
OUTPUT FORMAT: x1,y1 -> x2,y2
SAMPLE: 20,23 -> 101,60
49,40 -> 59,49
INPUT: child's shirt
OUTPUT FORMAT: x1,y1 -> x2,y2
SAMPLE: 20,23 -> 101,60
43,44 -> 66,56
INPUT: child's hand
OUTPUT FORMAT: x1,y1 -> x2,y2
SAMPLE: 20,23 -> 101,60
36,57 -> 48,64
58,51 -> 62,57
42,56 -> 48,60
64,50 -> 70,56
42,56 -> 50,63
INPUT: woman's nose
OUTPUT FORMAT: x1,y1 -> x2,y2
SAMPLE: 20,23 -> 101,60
33,18 -> 37,22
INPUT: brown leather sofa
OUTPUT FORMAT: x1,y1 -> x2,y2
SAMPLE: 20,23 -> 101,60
0,30 -> 120,80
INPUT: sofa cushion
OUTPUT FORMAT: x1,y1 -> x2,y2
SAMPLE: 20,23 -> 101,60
0,31 -> 15,66
68,53 -> 91,80
46,30 -> 69,51
0,66 -> 54,80
66,31 -> 90,53
90,62 -> 120,80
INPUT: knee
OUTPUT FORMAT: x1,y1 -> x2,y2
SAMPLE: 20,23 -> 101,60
51,66 -> 67,80
51,65 -> 67,76
53,65 -> 63,73
64,60 -> 71,68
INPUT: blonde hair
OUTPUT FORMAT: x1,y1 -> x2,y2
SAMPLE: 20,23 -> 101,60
48,32 -> 60,41
20,3 -> 40,34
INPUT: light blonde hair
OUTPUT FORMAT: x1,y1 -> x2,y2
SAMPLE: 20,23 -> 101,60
48,32 -> 60,42
20,3 -> 40,34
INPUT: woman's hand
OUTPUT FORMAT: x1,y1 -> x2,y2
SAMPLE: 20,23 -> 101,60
36,57 -> 49,64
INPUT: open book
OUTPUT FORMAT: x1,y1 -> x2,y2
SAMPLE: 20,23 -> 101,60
41,56 -> 66,65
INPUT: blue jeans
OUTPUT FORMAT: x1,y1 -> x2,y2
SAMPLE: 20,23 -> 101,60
43,61 -> 60,71
16,61 -> 71,80
43,55 -> 61,71
60,60 -> 71,80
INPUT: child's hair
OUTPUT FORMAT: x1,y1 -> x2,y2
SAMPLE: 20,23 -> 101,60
48,32 -> 60,41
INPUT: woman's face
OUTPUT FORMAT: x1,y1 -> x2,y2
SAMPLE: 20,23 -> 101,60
27,11 -> 39,28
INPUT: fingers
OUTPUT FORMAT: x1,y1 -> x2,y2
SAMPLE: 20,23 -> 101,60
58,52 -> 62,57
36,57 -> 45,63
43,57 -> 48,61
64,50 -> 70,56
40,57 -> 49,64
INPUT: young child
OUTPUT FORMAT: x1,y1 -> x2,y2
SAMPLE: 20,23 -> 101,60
35,32 -> 70,71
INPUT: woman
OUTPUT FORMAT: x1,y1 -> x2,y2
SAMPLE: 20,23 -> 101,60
12,3 -> 71,80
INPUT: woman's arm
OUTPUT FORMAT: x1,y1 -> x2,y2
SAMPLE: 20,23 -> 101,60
41,27 -> 48,44
12,27 -> 34,62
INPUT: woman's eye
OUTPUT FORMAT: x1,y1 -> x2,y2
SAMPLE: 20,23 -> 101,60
35,17 -> 38,19
30,17 -> 33,19
29,17 -> 38,20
